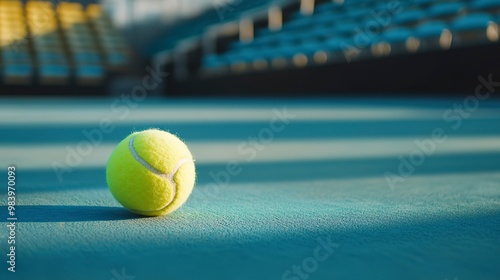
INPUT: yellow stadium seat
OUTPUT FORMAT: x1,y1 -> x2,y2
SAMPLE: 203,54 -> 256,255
57,2 -> 83,12
86,4 -> 102,18
26,1 -> 53,10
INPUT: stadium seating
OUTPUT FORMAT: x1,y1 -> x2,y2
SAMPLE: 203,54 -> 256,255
142,0 -> 500,96
0,0 -> 131,90
195,0 -> 499,75
1,0 -> 497,96
147,0 -> 280,55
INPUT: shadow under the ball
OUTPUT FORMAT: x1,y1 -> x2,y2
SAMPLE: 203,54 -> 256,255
13,205 -> 140,222
16,168 -> 108,193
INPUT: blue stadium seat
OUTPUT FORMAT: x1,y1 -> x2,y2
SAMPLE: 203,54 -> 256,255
221,50 -> 254,64
371,28 -> 417,56
39,64 -> 70,84
289,10 -> 305,20
314,13 -> 343,25
73,52 -> 101,64
203,54 -> 224,68
283,15 -> 316,31
324,37 -> 357,63
413,0 -> 435,7
450,13 -> 499,45
2,50 -> 30,62
249,38 -> 269,48
314,2 -> 342,14
259,48 -> 280,60
252,32 -> 297,47
302,26 -> 335,40
268,43 -> 298,59
202,53 -> 239,73
415,20 -> 449,38
345,7 -> 374,20
3,62 -> 32,84
100,37 -> 124,50
105,52 -> 128,67
67,39 -> 95,51
332,22 -> 359,37
31,33 -> 61,46
66,33 -> 94,43
374,29 -> 414,44
198,0 -> 500,75
372,0 -> 412,12
228,40 -> 248,50
296,40 -> 323,56
428,2 -> 466,20
452,13 -> 494,31
471,0 -> 500,13
37,52 -> 67,63
233,49 -> 272,69
221,51 -> 258,72
415,21 -> 451,50
391,10 -> 426,27
75,64 -> 104,84
33,39 -> 64,51
344,0 -> 376,9
413,0 -> 436,6
325,38 -> 348,51
76,64 -> 104,76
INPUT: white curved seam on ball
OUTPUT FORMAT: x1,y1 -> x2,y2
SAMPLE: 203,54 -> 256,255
128,136 -> 191,212
129,136 -> 164,176
161,158 -> 192,208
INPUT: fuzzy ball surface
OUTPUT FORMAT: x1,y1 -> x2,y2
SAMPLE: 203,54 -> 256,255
106,129 -> 196,216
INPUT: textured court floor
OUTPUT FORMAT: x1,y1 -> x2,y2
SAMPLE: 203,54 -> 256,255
0,98 -> 499,280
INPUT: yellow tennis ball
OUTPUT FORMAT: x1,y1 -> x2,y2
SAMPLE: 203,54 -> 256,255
106,129 -> 196,216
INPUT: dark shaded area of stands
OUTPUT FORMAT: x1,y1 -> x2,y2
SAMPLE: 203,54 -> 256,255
169,43 -> 500,96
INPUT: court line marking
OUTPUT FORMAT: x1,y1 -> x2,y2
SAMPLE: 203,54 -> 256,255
3,136 -> 500,169
1,107 -> 500,124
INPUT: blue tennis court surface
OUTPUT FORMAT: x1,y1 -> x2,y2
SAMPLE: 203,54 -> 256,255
1,98 -> 499,280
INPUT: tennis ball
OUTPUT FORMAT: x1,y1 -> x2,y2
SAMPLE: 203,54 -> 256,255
106,129 -> 196,216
